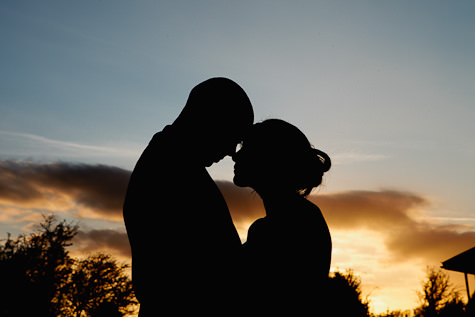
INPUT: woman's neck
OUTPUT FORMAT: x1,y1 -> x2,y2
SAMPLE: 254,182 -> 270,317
257,189 -> 302,218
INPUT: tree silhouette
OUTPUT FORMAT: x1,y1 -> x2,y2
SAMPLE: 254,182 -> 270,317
0,215 -> 137,317
65,253 -> 136,317
327,269 -> 372,316
376,310 -> 411,317
0,215 -> 77,316
413,267 -> 466,317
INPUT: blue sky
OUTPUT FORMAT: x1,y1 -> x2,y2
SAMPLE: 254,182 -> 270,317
1,1 -> 475,313
2,0 -> 474,211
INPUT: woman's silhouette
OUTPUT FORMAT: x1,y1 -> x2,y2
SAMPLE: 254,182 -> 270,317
233,119 -> 332,314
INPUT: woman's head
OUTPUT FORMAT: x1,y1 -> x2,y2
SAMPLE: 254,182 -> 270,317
233,119 -> 331,197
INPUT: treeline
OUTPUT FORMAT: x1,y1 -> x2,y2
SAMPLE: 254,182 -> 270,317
0,215 -> 137,317
329,265 -> 475,317
0,215 -> 473,316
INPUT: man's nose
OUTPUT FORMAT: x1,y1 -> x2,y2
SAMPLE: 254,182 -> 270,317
232,149 -> 241,162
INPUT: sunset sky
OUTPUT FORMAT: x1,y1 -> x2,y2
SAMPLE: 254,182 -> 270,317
1,1 -> 475,314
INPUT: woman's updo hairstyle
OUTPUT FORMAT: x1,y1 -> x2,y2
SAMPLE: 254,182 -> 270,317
251,119 -> 331,197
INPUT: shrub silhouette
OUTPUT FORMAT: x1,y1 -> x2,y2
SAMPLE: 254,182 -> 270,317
327,269 -> 372,316
414,267 -> 468,317
0,215 -> 137,317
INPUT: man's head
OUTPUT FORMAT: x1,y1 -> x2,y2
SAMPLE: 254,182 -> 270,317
173,77 -> 254,166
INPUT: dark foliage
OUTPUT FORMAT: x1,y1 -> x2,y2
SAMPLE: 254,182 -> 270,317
0,215 -> 137,317
414,267 -> 471,317
327,269 -> 372,317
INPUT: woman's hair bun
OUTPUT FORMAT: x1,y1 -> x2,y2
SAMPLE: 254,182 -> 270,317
312,148 -> 331,173
293,147 -> 331,197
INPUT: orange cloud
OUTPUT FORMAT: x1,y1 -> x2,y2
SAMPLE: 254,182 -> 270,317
0,160 -> 130,221
75,229 -> 131,258
221,184 -> 475,264
310,191 -> 475,263
311,190 -> 424,230
1,160 -> 473,267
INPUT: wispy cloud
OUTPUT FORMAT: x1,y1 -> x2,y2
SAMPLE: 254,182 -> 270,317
0,130 -> 139,162
425,216 -> 475,223
331,151 -> 390,165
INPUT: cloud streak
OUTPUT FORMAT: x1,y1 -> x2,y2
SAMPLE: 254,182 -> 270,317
331,151 -> 390,165
0,130 -> 139,162
1,160 -> 473,265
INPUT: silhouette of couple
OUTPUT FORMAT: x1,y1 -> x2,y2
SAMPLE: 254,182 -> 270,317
123,78 -> 332,316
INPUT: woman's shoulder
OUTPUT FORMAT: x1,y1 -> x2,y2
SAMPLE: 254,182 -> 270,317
249,217 -> 267,228
246,217 -> 267,236
295,197 -> 324,221
292,199 -> 330,238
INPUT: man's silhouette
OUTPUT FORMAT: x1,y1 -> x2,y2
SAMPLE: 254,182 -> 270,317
123,78 -> 253,316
